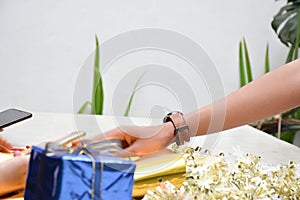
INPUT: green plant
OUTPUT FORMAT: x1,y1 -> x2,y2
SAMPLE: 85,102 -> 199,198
239,39 -> 270,87
271,0 -> 300,48
272,0 -> 300,62
124,72 -> 145,117
237,0 -> 300,143
78,35 -> 104,115
271,0 -> 300,142
78,35 -> 144,116
238,38 -> 300,143
239,39 -> 252,87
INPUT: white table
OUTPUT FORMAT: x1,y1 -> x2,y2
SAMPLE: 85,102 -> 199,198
1,112 -> 300,165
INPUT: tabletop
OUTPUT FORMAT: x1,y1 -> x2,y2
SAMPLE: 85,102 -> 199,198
1,111 -> 300,165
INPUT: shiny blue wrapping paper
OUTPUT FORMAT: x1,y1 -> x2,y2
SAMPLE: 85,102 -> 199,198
24,146 -> 136,200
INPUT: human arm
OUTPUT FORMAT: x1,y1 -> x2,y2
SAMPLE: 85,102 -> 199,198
0,129 -> 12,153
186,58 -> 300,136
0,156 -> 29,196
97,59 -> 300,155
0,129 -> 29,196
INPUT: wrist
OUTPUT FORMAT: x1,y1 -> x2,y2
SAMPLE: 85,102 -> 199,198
163,121 -> 176,142
163,111 -> 190,145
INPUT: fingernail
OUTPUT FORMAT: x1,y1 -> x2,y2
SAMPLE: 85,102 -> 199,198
14,150 -> 21,157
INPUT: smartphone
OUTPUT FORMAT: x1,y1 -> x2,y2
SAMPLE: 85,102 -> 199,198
0,108 -> 32,129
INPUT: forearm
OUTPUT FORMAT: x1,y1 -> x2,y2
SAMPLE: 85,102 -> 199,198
0,157 -> 29,196
186,59 -> 300,136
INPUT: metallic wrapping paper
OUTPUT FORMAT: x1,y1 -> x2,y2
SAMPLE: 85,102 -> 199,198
133,149 -> 217,197
133,149 -> 186,197
24,145 -> 136,200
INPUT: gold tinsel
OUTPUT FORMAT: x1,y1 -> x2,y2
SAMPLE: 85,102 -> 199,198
143,145 -> 300,199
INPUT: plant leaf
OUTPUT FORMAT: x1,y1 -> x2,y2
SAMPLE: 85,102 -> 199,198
271,4 -> 295,32
284,107 -> 300,119
278,14 -> 298,47
271,1 -> 300,47
296,107 -> 300,119
243,38 -> 253,83
77,101 -> 92,114
91,35 -> 104,115
124,72 -> 145,116
239,40 -> 246,87
280,130 -> 296,143
294,12 -> 300,59
265,43 -> 270,73
93,76 -> 104,115
286,46 -> 295,63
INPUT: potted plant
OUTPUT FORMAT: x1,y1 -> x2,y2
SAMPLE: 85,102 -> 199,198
239,0 -> 300,143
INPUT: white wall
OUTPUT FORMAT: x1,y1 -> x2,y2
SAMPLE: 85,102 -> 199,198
0,0 -> 288,117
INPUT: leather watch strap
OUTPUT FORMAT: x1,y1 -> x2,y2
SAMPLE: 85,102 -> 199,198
163,111 -> 190,145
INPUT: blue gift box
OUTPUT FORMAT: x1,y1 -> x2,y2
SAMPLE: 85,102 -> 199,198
24,145 -> 136,200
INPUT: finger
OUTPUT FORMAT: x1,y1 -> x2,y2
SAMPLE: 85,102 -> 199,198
71,139 -> 92,147
71,128 -> 125,147
94,128 -> 132,146
14,150 -> 22,157
0,136 -> 12,153
96,128 -> 140,149
124,133 -> 174,157
93,127 -> 126,140
124,139 -> 163,157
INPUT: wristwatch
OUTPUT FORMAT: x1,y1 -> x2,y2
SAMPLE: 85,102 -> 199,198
163,111 -> 190,145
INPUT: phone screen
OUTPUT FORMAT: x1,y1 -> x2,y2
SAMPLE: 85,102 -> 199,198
0,108 -> 32,129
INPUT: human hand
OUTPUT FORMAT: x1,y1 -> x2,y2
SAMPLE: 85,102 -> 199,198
0,136 -> 12,153
93,122 -> 175,156
0,156 -> 29,196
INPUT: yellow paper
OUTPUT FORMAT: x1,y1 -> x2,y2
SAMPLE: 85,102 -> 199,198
133,149 -> 186,197
0,152 -> 13,163
132,149 -> 221,197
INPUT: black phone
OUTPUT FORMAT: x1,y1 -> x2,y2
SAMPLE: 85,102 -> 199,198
0,108 -> 32,129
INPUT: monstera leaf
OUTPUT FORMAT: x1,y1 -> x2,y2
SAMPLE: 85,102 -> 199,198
271,0 -> 300,47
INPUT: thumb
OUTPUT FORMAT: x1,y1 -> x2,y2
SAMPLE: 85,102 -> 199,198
0,136 -> 12,153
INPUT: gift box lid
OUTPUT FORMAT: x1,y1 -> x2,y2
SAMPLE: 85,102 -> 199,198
25,145 -> 136,200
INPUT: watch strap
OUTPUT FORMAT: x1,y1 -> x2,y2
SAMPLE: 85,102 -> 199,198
163,112 -> 190,145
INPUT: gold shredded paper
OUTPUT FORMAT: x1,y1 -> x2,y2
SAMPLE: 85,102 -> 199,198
143,145 -> 300,199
